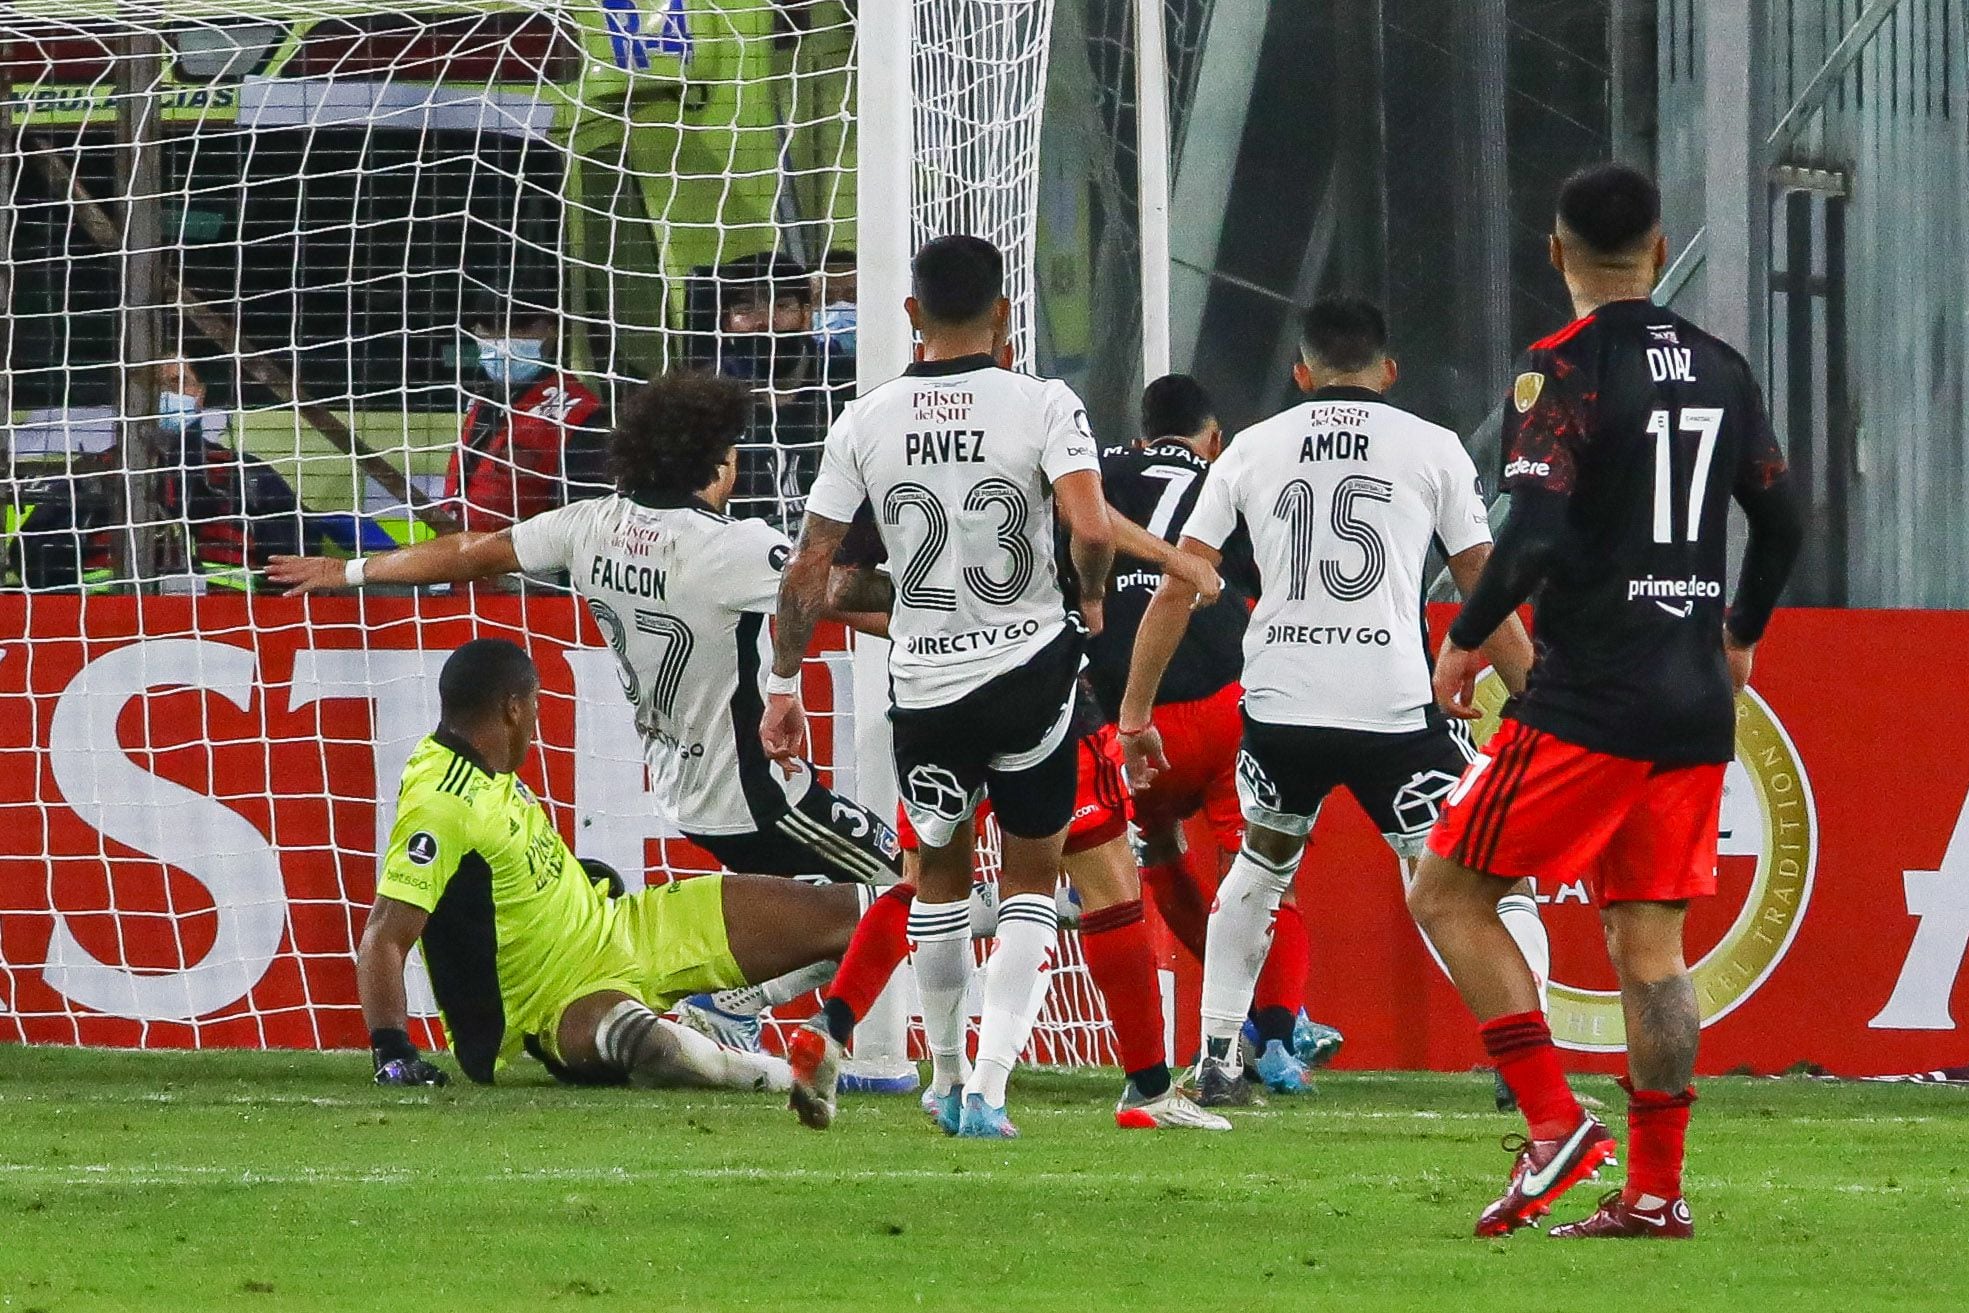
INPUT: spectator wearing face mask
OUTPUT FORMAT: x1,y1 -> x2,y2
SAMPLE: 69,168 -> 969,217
448,302 -> 609,533
154,359 -> 309,591
709,253 -> 852,525
812,250 -> 858,380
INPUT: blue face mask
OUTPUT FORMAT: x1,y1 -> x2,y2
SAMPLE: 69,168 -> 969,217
158,390 -> 203,436
812,302 -> 856,356
477,337 -> 547,388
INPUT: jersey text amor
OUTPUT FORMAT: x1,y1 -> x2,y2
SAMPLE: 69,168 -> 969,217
1183,386 -> 1491,732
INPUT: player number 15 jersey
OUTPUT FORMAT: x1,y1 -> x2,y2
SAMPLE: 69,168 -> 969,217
1184,387 -> 1492,732
805,355 -> 1101,709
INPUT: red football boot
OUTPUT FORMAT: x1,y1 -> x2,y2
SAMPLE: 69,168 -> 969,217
1474,1115 -> 1618,1237
1550,1190 -> 1695,1239
786,1018 -> 843,1131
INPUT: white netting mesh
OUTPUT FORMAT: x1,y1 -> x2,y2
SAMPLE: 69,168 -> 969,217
1,0 -> 1128,1065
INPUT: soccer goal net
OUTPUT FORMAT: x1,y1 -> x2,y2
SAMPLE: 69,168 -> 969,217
1,0 -> 1153,1068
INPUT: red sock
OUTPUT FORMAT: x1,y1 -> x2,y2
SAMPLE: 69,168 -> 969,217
822,886 -> 914,1027
1141,860 -> 1210,963
1079,899 -> 1168,1080
1479,1011 -> 1583,1141
1622,1081 -> 1695,1203
1253,902 -> 1309,1016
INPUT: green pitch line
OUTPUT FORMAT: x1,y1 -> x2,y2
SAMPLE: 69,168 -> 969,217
0,1048 -> 1961,1312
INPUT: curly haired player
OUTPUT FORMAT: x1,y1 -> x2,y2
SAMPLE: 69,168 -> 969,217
271,374 -> 917,1075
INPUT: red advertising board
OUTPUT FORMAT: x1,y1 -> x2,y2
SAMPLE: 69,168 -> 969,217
2,597 -> 1966,1076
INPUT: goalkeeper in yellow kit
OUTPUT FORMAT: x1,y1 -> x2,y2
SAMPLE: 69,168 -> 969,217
359,637 -> 865,1088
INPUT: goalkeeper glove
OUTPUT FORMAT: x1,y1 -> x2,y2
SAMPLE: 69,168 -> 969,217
579,857 -> 626,899
370,1027 -> 448,1087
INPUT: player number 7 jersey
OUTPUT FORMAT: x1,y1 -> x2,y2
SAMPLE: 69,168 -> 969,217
805,355 -> 1102,709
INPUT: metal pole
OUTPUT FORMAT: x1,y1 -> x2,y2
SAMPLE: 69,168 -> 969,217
1609,0 -> 1657,169
114,27 -> 170,585
1703,0 -> 1768,364
1,56 -> 16,477
1134,0 -> 1171,381
1166,1 -> 1265,374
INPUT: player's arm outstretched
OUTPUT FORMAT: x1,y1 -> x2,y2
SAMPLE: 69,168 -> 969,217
1114,534 -> 1222,788
266,528 -> 523,594
356,894 -> 449,1087
1105,498 -> 1222,603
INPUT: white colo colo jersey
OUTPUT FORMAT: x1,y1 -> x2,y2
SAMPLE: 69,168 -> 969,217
1183,385 -> 1492,732
511,493 -> 799,836
804,354 -> 1101,709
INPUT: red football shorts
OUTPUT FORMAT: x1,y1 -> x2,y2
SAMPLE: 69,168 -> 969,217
1427,718 -> 1724,903
1131,681 -> 1245,855
894,726 -> 1131,857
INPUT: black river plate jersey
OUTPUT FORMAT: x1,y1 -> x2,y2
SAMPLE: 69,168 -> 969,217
1496,298 -> 1790,764
511,492 -> 800,836
805,354 -> 1101,710
1085,438 -> 1250,720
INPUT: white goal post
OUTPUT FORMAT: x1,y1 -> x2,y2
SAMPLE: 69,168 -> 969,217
0,0 -> 1173,1068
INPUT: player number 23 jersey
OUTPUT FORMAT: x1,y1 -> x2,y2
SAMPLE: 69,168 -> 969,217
1183,388 -> 1492,731
805,356 -> 1101,709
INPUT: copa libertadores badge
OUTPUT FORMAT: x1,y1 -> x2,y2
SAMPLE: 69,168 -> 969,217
1513,371 -> 1545,413
1467,675 -> 1816,1051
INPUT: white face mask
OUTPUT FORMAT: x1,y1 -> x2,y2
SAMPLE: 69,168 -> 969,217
812,302 -> 856,355
476,336 -> 548,387
158,390 -> 202,435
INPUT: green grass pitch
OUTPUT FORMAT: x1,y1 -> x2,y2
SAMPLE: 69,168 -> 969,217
0,1048 -> 1962,1312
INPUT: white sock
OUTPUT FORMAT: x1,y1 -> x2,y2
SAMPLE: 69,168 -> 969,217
653,1017 -> 792,1092
1497,892 -> 1551,1014
908,899 -> 973,1096
1201,846 -> 1300,1057
709,959 -> 838,1016
965,892 -> 1057,1108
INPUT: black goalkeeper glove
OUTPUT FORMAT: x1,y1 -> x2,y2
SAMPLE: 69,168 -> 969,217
370,1027 -> 449,1087
579,857 -> 626,899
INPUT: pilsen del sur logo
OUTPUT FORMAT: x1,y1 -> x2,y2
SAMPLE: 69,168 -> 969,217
1466,674 -> 1816,1052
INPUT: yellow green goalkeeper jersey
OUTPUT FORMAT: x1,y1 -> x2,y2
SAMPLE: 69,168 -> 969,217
376,731 -> 629,1082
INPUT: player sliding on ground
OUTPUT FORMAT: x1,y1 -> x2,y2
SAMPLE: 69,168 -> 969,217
764,235 -> 1124,1138
1118,296 -> 1551,1109
1411,164 -> 1803,1239
1090,373 -> 1344,1093
352,638 -> 873,1089
267,374 -> 916,1071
